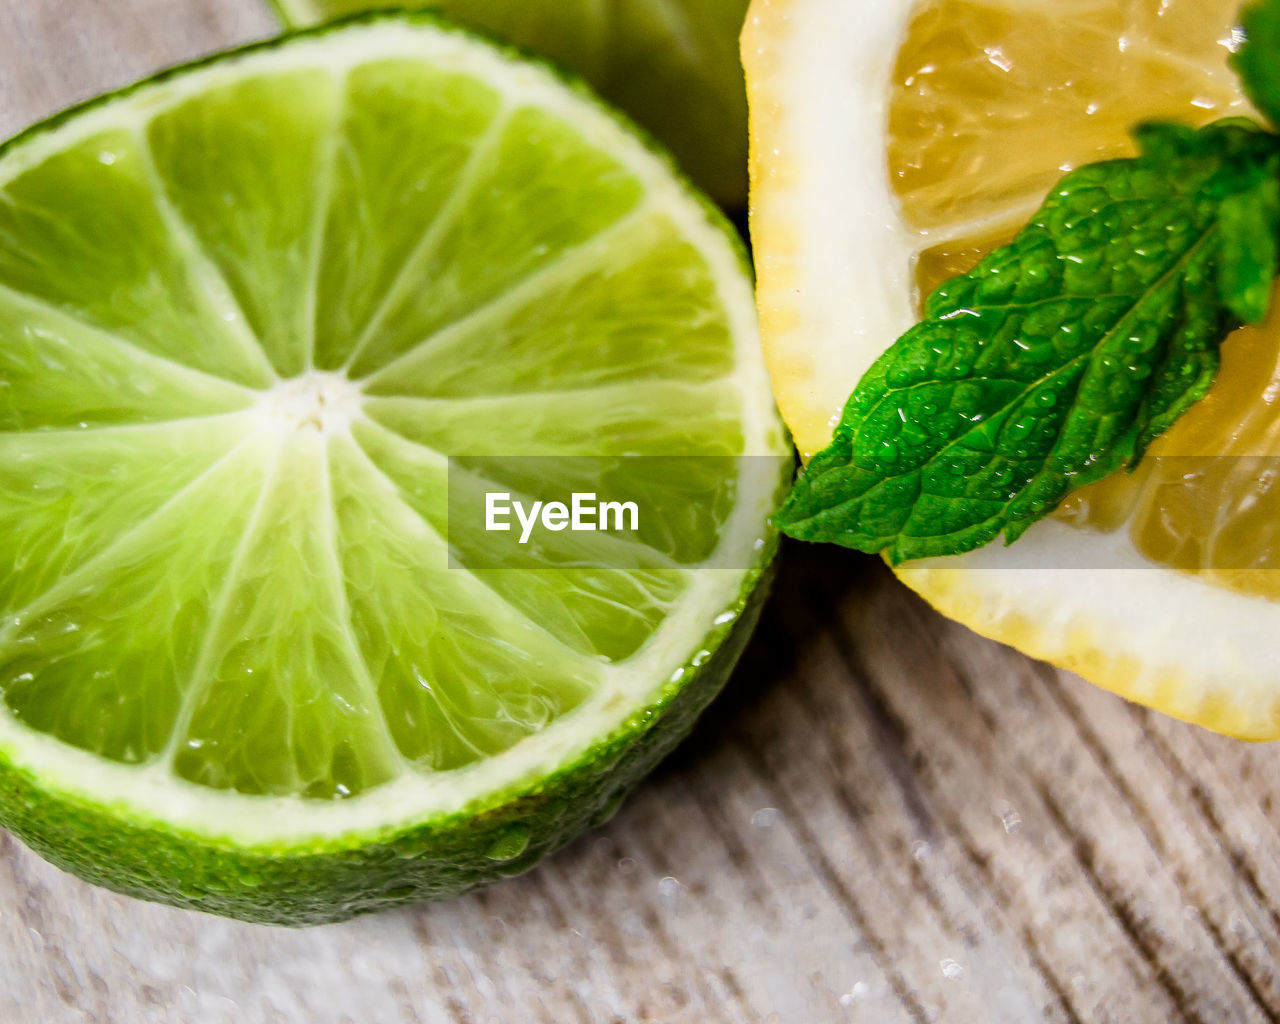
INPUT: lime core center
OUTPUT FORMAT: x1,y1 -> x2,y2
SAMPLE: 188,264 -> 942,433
257,371 -> 364,433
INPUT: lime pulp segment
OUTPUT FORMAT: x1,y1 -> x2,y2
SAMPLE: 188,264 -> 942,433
269,0 -> 753,207
0,17 -> 785,841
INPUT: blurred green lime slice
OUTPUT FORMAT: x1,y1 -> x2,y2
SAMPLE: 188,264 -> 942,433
269,0 -> 751,207
0,14 -> 787,922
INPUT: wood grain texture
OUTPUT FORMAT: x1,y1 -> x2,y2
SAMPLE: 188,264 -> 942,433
2,2 -> 1280,1021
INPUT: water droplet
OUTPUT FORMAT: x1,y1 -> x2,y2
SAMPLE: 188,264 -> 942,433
617,857 -> 638,875
1035,391 -> 1057,409
496,857 -> 536,878
1005,419 -> 1033,442
392,833 -> 430,859
751,807 -> 783,829
590,792 -> 626,828
658,876 -> 681,899
887,365 -> 915,388
940,958 -> 965,981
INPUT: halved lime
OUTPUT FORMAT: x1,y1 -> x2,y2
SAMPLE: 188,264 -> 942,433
268,0 -> 751,208
0,15 -> 788,924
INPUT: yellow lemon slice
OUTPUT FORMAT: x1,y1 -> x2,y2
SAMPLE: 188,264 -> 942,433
745,0 -> 1280,738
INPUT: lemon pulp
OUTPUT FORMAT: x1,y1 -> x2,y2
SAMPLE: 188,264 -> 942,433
887,0 -> 1280,599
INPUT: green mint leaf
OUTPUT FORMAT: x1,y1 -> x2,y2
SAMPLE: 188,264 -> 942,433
775,120 -> 1280,563
1233,0 -> 1280,131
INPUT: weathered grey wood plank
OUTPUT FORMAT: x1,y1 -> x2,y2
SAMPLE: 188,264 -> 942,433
0,0 -> 273,140
843,571 -> 1277,1024
2,2 -> 1280,1023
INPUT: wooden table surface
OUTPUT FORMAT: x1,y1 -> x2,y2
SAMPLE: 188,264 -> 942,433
2,2 -> 1280,1022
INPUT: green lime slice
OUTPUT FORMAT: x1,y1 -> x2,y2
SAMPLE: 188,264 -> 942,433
0,15 -> 788,924
268,0 -> 751,208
